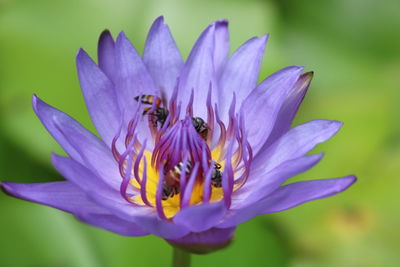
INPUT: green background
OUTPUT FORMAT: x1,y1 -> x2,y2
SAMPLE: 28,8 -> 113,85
1,0 -> 399,266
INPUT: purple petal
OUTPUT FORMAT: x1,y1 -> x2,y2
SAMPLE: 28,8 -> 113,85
167,227 -> 236,254
52,155 -> 190,239
168,226 -> 235,245
76,48 -> 121,147
2,180 -> 148,237
115,32 -> 157,144
76,213 -> 149,237
219,35 -> 268,120
51,155 -> 123,201
173,201 -> 226,232
51,154 -> 121,196
252,120 -> 342,177
51,154 -> 136,209
177,21 -> 220,119
263,72 -> 313,148
240,66 -> 303,155
232,153 -> 324,209
128,215 -> 190,239
34,98 -> 121,190
115,31 -> 158,111
143,16 -> 184,100
1,181 -> 106,215
213,19 -> 229,76
32,95 -> 83,162
219,176 -> 356,228
257,176 -> 357,214
97,30 -> 117,83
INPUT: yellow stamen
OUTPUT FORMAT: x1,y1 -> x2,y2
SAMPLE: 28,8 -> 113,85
130,150 -> 225,219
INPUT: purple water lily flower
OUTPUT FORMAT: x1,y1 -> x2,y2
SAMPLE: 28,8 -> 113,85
1,17 -> 355,253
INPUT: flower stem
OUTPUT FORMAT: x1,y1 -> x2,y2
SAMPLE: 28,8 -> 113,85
172,247 -> 191,267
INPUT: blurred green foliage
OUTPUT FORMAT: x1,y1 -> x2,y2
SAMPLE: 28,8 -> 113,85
1,0 -> 399,266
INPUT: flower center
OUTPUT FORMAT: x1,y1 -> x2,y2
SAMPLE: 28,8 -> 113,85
111,87 -> 253,219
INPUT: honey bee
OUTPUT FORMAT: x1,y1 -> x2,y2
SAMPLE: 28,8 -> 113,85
162,183 -> 180,200
135,95 -> 209,139
211,163 -> 222,188
162,161 -> 193,200
161,160 -> 222,200
134,95 -> 161,106
191,117 -> 209,140
134,95 -> 169,128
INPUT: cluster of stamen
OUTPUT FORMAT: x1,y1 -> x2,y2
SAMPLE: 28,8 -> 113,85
111,85 -> 253,219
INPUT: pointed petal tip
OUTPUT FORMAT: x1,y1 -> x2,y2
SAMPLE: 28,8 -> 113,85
216,19 -> 229,26
148,16 -> 168,35
260,33 -> 269,42
298,71 -> 314,82
244,34 -> 269,46
31,93 -> 38,106
0,181 -> 10,195
348,175 -> 357,185
116,31 -> 128,43
31,94 -> 43,113
256,34 -> 269,50
314,119 -> 343,138
31,95 -> 58,118
311,152 -> 325,161
98,29 -> 114,45
329,175 -> 357,195
1,181 -> 22,199
305,71 -> 314,77
154,15 -> 165,24
76,48 -> 94,67
332,120 -> 344,130
100,29 -> 112,38
76,47 -> 86,58
203,19 -> 226,33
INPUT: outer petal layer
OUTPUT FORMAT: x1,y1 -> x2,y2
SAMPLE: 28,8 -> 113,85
167,227 -> 235,254
51,155 -> 123,202
219,35 -> 268,119
232,153 -> 324,209
52,119 -> 121,190
52,155 -> 190,239
1,181 -> 106,215
76,213 -> 149,236
32,95 -> 83,163
219,176 -> 356,228
33,96 -> 120,189
115,32 -> 158,145
32,96 -> 121,190
173,201 -> 226,232
143,16 -> 184,100
213,19 -> 229,76
97,30 -> 117,83
76,48 -> 121,146
252,119 -> 343,178
2,181 -> 148,236
257,176 -> 357,214
241,66 -> 303,155
264,72 -> 313,147
177,21 -> 220,118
